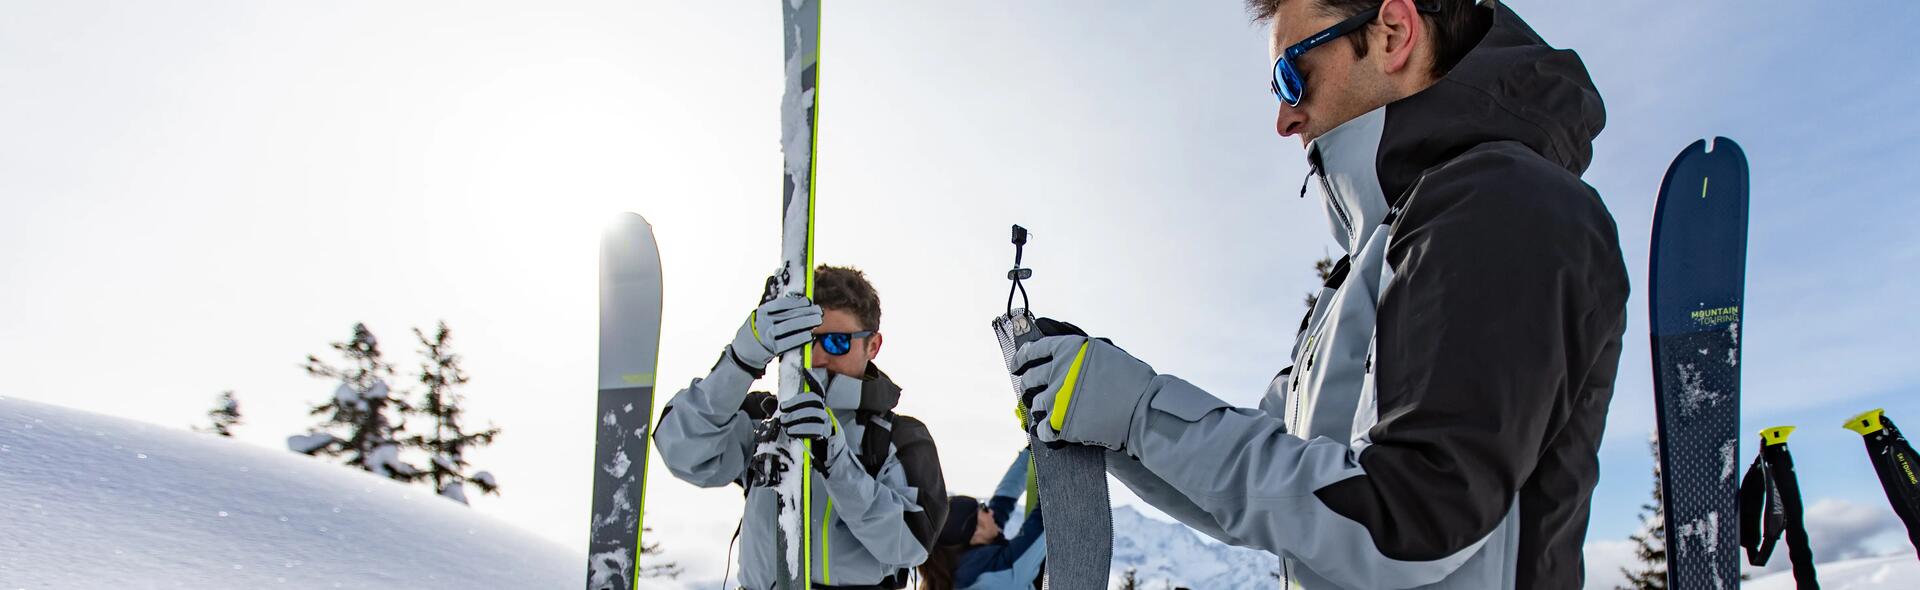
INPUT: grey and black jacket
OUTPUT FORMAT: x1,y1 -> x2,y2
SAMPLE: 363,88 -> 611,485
655,362 -> 947,589
1105,4 -> 1627,588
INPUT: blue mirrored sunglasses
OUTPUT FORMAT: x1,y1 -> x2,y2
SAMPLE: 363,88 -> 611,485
1270,4 -> 1439,106
815,331 -> 874,356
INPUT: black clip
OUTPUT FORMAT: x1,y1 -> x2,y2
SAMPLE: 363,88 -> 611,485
1006,225 -> 1033,314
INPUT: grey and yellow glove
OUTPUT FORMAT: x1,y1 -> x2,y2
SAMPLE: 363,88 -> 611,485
1012,333 -> 1158,452
726,294 -> 823,377
777,370 -> 860,476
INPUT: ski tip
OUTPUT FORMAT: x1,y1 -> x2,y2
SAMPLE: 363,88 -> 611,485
1844,408 -> 1887,436
1759,426 -> 1796,446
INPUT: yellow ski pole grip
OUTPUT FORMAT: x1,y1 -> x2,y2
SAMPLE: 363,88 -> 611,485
1845,408 -> 1888,436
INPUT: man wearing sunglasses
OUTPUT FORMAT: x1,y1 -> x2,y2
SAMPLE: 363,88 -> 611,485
1011,1 -> 1626,588
655,265 -> 948,589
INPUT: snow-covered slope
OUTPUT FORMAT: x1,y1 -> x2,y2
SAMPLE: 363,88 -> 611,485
0,396 -> 579,588
1745,554 -> 1918,590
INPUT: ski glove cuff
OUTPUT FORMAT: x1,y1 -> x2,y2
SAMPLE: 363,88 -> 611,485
1013,335 -> 1158,453
729,294 -> 823,370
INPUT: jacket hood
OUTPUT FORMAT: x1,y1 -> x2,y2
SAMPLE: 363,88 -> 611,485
857,363 -> 903,414
1309,2 -> 1605,237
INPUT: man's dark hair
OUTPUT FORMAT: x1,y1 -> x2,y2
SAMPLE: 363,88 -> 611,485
1247,0 -> 1492,79
814,265 -> 882,331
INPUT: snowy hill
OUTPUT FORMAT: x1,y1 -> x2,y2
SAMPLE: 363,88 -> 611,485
0,396 -> 582,588
1745,554 -> 1919,590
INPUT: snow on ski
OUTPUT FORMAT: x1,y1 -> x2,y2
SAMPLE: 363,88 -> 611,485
770,0 -> 822,587
1649,137 -> 1749,590
587,213 -> 665,590
991,225 -> 1112,590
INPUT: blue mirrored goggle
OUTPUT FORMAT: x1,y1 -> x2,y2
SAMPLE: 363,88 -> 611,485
815,331 -> 874,356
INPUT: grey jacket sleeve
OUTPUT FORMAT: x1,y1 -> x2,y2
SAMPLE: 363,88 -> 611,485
1122,378 -> 1480,589
651,355 -> 758,488
1105,370 -> 1295,547
818,426 -> 930,567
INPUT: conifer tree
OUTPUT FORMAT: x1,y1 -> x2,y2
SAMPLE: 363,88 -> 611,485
406,321 -> 501,504
290,323 -> 420,482
195,390 -> 242,437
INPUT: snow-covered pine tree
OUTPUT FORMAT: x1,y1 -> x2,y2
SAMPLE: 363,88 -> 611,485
1116,567 -> 1140,590
406,321 -> 501,504
195,390 -> 242,437
1618,436 -> 1667,590
291,323 -> 421,482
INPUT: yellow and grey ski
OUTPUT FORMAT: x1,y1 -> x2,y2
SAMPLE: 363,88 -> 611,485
771,1 -> 822,587
586,213 -> 665,590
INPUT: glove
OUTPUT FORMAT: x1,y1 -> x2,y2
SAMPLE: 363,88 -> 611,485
778,369 -> 860,476
778,390 -> 834,441
727,294 -> 823,375
1012,332 -> 1158,452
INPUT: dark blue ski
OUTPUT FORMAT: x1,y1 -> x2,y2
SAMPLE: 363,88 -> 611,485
1649,137 -> 1749,590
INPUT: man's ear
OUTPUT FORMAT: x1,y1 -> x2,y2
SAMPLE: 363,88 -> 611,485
866,331 -> 883,360
1375,0 -> 1428,75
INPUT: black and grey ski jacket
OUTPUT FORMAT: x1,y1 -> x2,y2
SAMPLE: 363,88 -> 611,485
1106,4 -> 1627,588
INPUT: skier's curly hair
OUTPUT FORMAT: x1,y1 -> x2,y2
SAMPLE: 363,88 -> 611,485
814,265 -> 882,331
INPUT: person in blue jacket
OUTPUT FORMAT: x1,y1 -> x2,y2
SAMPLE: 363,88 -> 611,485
917,449 -> 1045,590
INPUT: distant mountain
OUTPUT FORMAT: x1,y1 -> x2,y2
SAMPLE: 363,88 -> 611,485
1110,504 -> 1275,589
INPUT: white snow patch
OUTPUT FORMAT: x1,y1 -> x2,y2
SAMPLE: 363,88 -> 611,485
472,471 -> 496,489
604,441 -> 633,478
367,442 -> 420,478
440,481 -> 469,505
0,397 -> 577,588
286,432 -> 335,454
1675,510 -> 1721,556
332,382 -> 358,405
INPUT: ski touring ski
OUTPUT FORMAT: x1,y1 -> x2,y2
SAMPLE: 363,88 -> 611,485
587,213 -> 666,590
1649,137 -> 1749,590
1738,426 -> 1818,588
768,0 -> 822,587
990,225 -> 1112,590
1843,409 -> 1920,556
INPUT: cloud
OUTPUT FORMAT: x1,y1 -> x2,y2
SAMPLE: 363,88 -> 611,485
1802,498 -> 1902,563
1741,497 -> 1903,577
1583,539 -> 1639,590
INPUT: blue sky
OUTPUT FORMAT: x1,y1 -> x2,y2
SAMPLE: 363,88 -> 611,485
3,0 -> 1917,585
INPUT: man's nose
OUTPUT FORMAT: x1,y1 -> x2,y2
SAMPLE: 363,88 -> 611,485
1275,102 -> 1307,138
